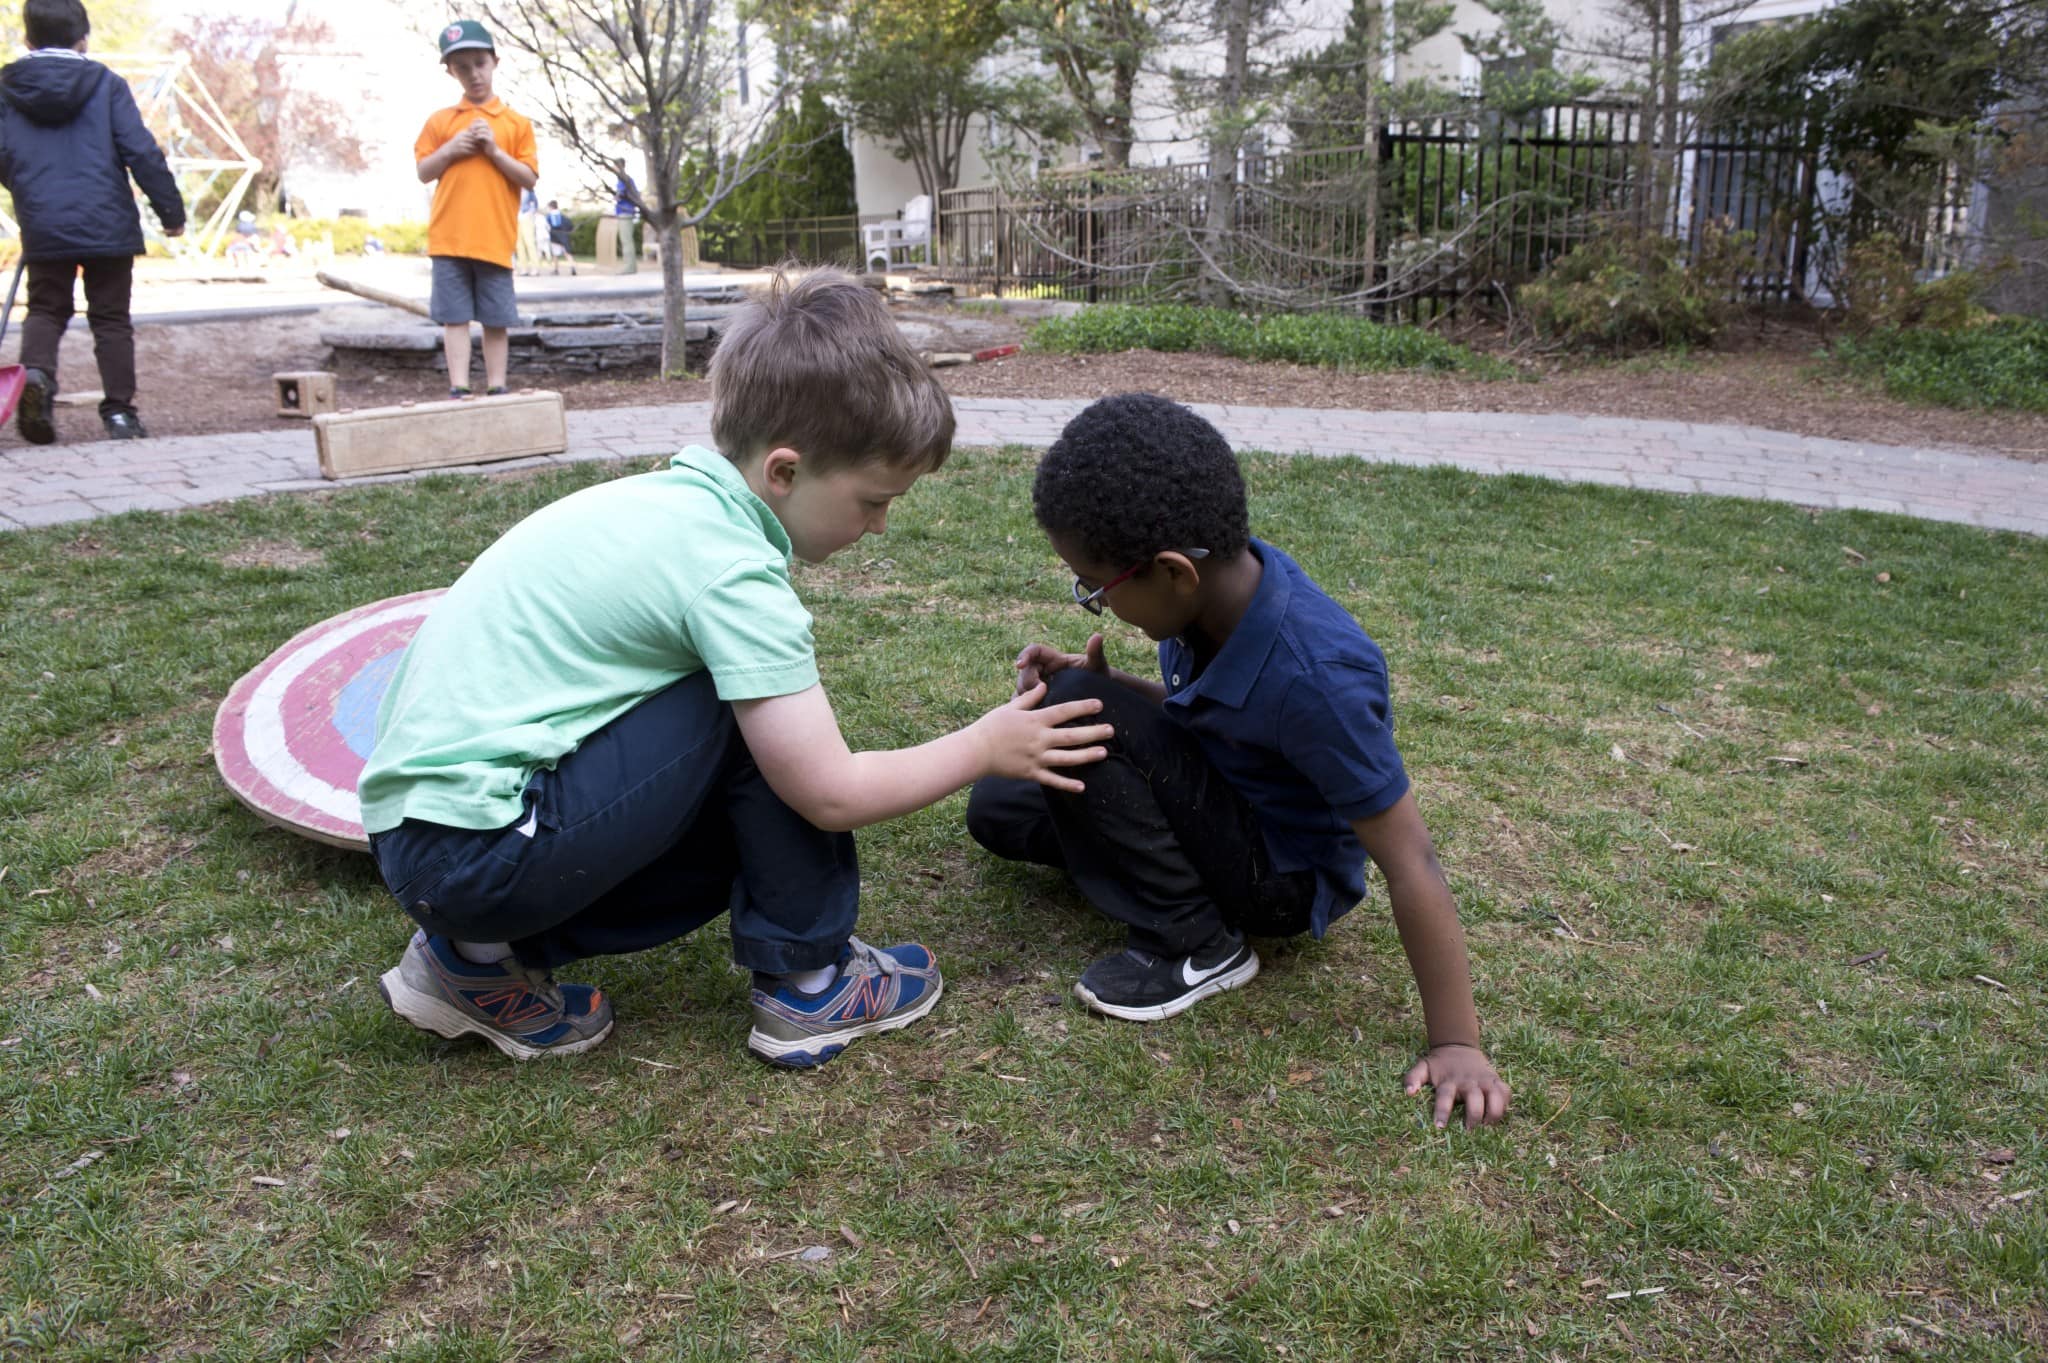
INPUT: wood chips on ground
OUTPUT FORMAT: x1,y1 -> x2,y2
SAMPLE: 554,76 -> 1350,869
4,305 -> 2042,462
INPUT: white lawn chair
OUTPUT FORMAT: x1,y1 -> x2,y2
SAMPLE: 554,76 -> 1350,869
864,194 -> 932,272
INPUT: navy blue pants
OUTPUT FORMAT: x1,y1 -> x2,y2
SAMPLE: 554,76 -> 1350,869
368,672 -> 856,973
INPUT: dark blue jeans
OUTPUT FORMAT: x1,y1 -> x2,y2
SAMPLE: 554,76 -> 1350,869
368,672 -> 856,973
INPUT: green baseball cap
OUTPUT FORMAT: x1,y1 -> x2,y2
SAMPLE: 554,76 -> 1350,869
438,19 -> 495,59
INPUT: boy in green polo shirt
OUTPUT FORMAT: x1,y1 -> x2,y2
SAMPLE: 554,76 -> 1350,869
359,269 -> 1115,1067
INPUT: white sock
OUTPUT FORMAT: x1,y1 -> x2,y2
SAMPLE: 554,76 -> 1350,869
778,962 -> 838,994
453,939 -> 515,965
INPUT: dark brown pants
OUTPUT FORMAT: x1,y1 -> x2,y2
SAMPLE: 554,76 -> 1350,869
21,255 -> 137,417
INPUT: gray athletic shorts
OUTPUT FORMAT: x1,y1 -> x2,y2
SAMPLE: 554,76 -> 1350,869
429,255 -> 519,327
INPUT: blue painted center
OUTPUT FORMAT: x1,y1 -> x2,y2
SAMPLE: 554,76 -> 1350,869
333,650 -> 404,760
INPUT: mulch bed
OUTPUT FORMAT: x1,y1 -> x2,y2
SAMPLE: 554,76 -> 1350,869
5,304 -> 2043,462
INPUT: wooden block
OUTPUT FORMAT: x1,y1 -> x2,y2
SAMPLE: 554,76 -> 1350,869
274,371 -> 338,418
314,390 -> 567,480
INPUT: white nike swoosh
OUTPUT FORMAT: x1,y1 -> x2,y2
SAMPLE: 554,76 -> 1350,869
1180,951 -> 1238,988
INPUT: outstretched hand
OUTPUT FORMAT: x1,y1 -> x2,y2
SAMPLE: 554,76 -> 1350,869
1015,633 -> 1108,694
973,682 -> 1112,792
1403,1044 -> 1511,1129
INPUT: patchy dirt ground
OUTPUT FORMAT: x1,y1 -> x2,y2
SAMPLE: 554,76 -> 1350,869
6,300 -> 2044,460
934,314 -> 2048,460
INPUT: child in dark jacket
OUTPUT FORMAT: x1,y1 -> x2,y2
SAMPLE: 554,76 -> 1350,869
0,0 -> 185,443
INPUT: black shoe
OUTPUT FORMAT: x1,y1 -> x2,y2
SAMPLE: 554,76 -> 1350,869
17,367 -> 55,444
1074,929 -> 1259,1022
448,386 -> 472,399
101,409 -> 148,440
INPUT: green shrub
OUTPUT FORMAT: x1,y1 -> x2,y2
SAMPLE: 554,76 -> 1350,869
1838,233 -> 1986,336
570,213 -> 600,258
280,216 -> 362,253
1518,225 -> 1753,353
1835,316 -> 2048,411
277,216 -> 428,255
1028,303 -> 1506,376
378,222 -> 429,256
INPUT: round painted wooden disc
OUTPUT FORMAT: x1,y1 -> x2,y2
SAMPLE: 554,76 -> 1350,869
213,589 -> 446,851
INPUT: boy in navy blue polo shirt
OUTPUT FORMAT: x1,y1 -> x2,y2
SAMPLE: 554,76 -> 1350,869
967,393 -> 1511,1128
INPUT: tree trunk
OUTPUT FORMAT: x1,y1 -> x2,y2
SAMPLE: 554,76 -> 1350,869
656,210 -> 691,378
1362,0 -> 1382,311
1102,126 -> 1133,170
1655,0 -> 1682,237
1105,59 -> 1136,169
1201,0 -> 1252,306
1634,15 -> 1660,245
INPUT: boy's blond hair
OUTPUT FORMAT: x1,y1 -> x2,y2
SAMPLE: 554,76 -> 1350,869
710,266 -> 955,474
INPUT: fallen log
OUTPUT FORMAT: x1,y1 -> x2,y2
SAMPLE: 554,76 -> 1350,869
316,271 -> 433,319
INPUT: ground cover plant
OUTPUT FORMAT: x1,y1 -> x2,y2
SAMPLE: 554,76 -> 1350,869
1029,303 -> 1514,378
1834,317 -> 2048,413
2,451 -> 2044,1360
1516,227 -> 1756,355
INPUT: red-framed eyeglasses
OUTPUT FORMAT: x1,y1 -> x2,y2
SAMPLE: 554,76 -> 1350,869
1071,549 -> 1208,615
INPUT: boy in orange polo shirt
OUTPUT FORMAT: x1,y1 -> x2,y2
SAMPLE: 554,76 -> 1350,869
415,20 -> 538,398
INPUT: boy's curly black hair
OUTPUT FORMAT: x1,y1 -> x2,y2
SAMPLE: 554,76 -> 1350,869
1032,393 -> 1249,567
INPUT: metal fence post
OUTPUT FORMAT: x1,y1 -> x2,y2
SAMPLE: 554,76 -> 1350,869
995,194 -> 1011,296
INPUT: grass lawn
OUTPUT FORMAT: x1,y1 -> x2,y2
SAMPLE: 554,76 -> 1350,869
3,449 -> 2044,1361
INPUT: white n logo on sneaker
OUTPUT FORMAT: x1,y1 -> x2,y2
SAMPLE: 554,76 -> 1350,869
1179,952 -> 1237,989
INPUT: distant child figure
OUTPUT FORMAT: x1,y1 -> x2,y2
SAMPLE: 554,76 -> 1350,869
225,209 -> 258,266
612,163 -> 639,274
359,268 -> 1111,1067
515,185 -> 541,276
543,198 -> 575,275
968,394 -> 1512,1129
413,19 -> 536,398
0,0 -> 185,443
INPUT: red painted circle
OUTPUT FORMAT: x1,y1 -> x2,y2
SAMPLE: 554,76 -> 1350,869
212,590 -> 445,851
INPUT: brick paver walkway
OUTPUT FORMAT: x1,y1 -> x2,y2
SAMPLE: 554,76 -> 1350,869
2,400 -> 2042,536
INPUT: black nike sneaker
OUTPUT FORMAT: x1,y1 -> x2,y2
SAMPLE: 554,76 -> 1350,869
1074,929 -> 1260,1022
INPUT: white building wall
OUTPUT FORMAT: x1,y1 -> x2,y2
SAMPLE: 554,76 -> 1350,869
1392,1 -> 1843,95
799,0 -> 1845,214
853,129 -> 999,220
1402,1 -> 1498,89
846,0 -> 1354,196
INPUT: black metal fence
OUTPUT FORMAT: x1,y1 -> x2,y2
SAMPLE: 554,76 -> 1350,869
700,106 -> 1970,318
700,214 -> 862,270
930,105 -> 1841,318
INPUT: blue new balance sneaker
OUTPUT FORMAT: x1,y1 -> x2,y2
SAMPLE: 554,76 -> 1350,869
377,930 -> 614,1060
747,937 -> 942,1068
